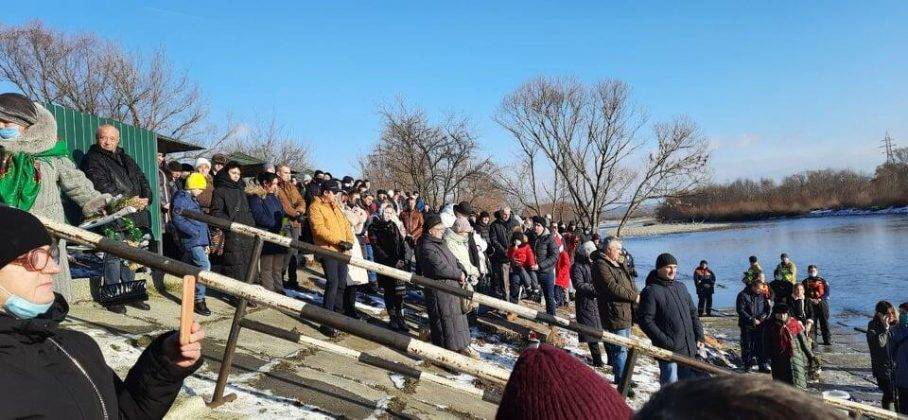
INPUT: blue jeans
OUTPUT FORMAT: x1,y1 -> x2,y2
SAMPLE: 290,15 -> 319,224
658,361 -> 696,386
103,254 -> 135,286
183,246 -> 210,300
607,328 -> 630,384
362,243 -> 377,283
538,271 -> 556,316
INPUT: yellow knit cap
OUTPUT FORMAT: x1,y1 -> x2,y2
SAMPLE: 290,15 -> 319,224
186,173 -> 207,190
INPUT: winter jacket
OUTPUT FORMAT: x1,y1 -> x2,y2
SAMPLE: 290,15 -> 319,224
0,295 -> 201,419
768,279 -> 793,306
170,190 -> 210,249
591,253 -> 639,330
571,253 -> 602,342
308,197 -> 354,253
195,174 -> 214,213
474,220 -> 491,248
743,263 -> 763,285
638,271 -> 704,357
444,229 -> 480,280
277,180 -> 306,227
867,317 -> 895,379
80,143 -> 153,229
488,212 -> 519,263
157,165 -> 172,226
210,171 -> 255,281
247,186 -> 287,255
890,326 -> 908,388
789,297 -> 813,325
400,209 -> 424,241
555,251 -> 571,288
762,317 -> 814,389
803,276 -> 830,300
774,261 -> 798,284
507,243 -> 536,269
736,287 -> 771,329
417,234 -> 471,351
2,103 -> 110,300
531,230 -> 559,274
693,268 -> 715,296
369,217 -> 409,293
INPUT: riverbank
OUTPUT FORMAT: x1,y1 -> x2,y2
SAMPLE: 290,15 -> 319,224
601,217 -> 738,238
657,205 -> 908,224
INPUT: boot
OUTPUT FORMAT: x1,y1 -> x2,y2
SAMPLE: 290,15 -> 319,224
106,304 -> 126,314
194,300 -> 211,316
128,301 -> 151,311
395,309 -> 410,333
589,343 -> 605,368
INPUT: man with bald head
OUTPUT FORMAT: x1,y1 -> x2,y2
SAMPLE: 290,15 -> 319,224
81,123 -> 153,314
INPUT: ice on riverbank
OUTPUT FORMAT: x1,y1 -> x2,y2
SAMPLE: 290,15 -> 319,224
809,206 -> 908,217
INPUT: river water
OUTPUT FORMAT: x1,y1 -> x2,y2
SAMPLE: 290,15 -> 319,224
617,214 -> 908,329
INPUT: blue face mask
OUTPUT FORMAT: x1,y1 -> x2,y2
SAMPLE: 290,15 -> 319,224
0,127 -> 21,140
0,286 -> 52,319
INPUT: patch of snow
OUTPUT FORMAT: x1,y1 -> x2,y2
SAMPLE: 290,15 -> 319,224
809,206 -> 908,217
365,396 -> 393,420
389,373 -> 407,390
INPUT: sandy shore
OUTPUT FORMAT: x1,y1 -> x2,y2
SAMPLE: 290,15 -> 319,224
600,218 -> 739,238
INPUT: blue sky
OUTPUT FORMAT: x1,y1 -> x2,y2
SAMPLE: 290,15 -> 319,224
5,1 -> 907,181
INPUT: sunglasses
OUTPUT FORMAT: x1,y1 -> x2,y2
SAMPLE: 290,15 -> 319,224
11,244 -> 60,272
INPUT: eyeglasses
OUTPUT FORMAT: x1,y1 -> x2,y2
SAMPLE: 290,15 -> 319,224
11,245 -> 60,272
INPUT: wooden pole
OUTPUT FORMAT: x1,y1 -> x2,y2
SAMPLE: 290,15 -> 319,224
39,216 -> 512,386
240,318 -> 502,404
179,275 -> 196,345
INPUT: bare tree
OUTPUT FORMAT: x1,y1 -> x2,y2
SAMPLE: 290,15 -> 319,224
360,100 -> 496,208
615,116 -> 710,236
218,117 -> 311,171
0,20 -> 206,140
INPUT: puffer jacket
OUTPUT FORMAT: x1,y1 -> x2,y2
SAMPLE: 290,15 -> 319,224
638,270 -> 704,357
571,253 -> 602,342
531,229 -> 559,274
0,295 -> 201,419
1,103 -> 110,300
590,252 -> 638,330
170,190 -> 210,249
210,171 -> 255,280
247,185 -> 286,255
555,251 -> 571,288
308,197 -> 354,253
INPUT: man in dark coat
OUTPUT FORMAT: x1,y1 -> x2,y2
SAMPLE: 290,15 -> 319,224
693,260 -> 716,316
488,206 -> 519,302
209,161 -> 255,286
0,206 -> 204,418
417,213 -> 473,355
638,253 -> 704,386
867,301 -> 897,410
571,240 -> 605,367
591,236 -> 639,384
80,124 -> 152,314
530,215 -> 560,316
736,279 -> 771,372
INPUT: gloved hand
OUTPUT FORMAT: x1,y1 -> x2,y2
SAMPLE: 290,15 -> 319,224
338,241 -> 354,252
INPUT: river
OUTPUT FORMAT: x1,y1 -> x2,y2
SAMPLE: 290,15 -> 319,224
617,214 -> 908,329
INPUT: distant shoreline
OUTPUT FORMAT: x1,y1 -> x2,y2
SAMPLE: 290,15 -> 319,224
601,218 -> 740,238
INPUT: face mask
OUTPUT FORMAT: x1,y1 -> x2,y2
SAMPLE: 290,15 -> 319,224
0,127 -> 21,140
0,285 -> 52,319
809,271 -> 818,277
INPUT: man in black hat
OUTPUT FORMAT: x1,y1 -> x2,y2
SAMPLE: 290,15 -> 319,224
638,253 -> 704,386
530,215 -> 560,316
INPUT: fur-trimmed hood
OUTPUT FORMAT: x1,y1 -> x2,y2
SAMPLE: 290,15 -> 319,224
1,102 -> 58,154
245,184 -> 267,198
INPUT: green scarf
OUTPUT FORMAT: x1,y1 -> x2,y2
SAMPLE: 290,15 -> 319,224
0,140 -> 70,211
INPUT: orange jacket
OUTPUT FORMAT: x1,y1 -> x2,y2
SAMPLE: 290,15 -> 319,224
277,180 -> 306,227
400,209 -> 424,240
308,197 -> 353,252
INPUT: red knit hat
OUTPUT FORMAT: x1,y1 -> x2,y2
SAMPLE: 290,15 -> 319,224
496,344 -> 633,420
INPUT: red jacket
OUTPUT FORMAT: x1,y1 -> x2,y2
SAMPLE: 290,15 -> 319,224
555,251 -> 571,288
508,244 -> 536,269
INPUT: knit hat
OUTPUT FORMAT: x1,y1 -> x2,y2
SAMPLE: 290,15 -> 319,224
453,217 -> 472,234
196,157 -> 211,169
780,253 -> 789,259
0,93 -> 38,127
496,344 -> 632,420
749,255 -> 758,264
531,215 -> 547,226
656,253 -> 678,270
773,303 -> 790,314
700,260 -> 708,265
580,241 -> 597,258
0,206 -> 53,268
186,173 -> 208,190
424,213 -> 443,230
212,153 -> 228,165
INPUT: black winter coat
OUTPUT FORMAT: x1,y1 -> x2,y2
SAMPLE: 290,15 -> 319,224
590,251 -> 638,331
693,268 -> 716,296
570,254 -> 602,342
531,230 -> 559,274
80,144 -> 152,228
736,287 -> 771,329
417,234 -> 471,351
638,271 -> 704,357
488,213 -> 518,263
789,297 -> 813,325
210,172 -> 255,280
768,279 -> 793,306
369,218 -> 409,294
0,295 -> 200,419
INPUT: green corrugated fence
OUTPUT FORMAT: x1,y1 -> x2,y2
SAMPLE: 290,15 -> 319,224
45,103 -> 162,243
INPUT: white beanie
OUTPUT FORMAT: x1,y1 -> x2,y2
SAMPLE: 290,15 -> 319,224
196,157 -> 211,169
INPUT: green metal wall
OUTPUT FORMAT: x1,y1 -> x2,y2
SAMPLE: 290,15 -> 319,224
45,103 -> 162,243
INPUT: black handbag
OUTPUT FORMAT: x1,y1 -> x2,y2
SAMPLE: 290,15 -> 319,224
97,280 -> 148,306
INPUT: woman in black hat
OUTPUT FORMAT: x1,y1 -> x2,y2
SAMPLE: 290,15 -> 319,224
0,206 -> 204,418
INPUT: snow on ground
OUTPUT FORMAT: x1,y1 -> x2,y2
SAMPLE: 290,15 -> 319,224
809,206 -> 908,217
389,373 -> 407,390
81,324 -> 335,419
